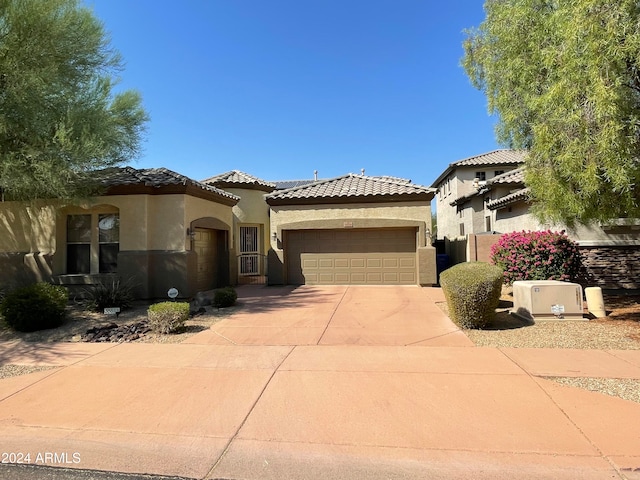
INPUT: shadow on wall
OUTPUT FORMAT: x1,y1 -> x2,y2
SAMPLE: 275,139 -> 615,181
0,204 -> 56,289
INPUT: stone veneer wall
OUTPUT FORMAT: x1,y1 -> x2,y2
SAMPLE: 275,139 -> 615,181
579,245 -> 640,290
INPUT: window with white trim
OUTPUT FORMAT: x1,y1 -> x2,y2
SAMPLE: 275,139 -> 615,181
66,212 -> 119,274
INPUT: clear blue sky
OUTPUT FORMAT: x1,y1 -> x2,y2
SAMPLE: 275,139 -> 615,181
85,0 -> 499,187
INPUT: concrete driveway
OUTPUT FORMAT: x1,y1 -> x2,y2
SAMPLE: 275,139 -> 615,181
1,285 -> 639,480
184,285 -> 473,346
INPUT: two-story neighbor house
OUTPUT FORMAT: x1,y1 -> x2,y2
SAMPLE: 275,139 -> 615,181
431,150 -> 640,289
432,149 -> 527,241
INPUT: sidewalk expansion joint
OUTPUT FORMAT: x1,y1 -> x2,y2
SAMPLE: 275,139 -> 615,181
404,329 -> 467,347
204,345 -> 296,478
503,349 -> 625,479
0,342 -> 122,404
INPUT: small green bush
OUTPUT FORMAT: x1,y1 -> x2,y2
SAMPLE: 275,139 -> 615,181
147,301 -> 189,334
439,262 -> 503,329
214,286 -> 237,308
85,278 -> 137,311
0,283 -> 69,332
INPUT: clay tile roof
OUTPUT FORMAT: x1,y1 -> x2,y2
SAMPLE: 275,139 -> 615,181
488,167 -> 525,185
487,187 -> 531,210
99,166 -> 240,203
265,173 -> 434,205
431,149 -> 527,188
454,149 -> 527,167
201,170 -> 275,192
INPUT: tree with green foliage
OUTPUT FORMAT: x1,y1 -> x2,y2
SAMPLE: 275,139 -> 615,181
463,0 -> 640,225
0,0 -> 148,201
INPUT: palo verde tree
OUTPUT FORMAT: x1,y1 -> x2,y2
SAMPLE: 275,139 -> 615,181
0,0 -> 148,200
463,0 -> 640,225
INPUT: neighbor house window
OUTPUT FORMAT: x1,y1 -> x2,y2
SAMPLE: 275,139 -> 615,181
475,171 -> 486,181
485,216 -> 491,232
494,170 -> 505,176
66,212 -> 119,274
459,223 -> 465,236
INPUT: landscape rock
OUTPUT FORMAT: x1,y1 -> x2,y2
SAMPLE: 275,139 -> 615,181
82,321 -> 151,343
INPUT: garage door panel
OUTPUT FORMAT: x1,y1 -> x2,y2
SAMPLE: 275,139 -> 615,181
350,273 -> 367,283
318,258 -> 334,268
383,272 -> 399,282
366,272 -> 383,283
399,257 -> 416,268
287,228 -> 418,285
319,273 -> 336,283
302,258 -> 319,269
334,258 -> 349,268
382,258 -> 398,268
367,258 -> 383,268
350,258 -> 366,268
334,273 -> 350,283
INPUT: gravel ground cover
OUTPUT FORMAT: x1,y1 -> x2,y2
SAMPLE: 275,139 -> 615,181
438,290 -> 640,403
0,302 -> 235,380
0,302 -> 235,344
0,364 -> 57,379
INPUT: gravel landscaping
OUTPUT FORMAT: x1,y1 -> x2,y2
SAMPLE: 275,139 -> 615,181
437,290 -> 640,404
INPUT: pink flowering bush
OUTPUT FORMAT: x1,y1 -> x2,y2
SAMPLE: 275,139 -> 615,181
490,230 -> 582,285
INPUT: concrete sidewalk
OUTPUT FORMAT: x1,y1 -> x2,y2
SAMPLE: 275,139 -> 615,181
0,286 -> 639,479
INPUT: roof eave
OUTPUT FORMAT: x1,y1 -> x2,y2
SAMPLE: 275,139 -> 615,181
103,184 -> 239,206
266,192 -> 434,207
211,181 -> 275,193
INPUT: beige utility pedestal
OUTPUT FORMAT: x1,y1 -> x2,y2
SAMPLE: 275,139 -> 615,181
585,286 -> 607,318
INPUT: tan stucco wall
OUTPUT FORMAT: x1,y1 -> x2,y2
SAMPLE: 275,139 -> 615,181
0,201 -> 57,253
224,187 -> 271,256
184,195 -> 234,249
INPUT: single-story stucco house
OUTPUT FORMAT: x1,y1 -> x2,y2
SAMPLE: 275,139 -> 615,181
0,167 -> 240,299
0,167 -> 438,299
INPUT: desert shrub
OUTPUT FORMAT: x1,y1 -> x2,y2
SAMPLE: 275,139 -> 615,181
214,286 -> 237,308
84,278 -> 137,311
439,262 -> 503,329
490,230 -> 582,285
147,301 -> 189,334
0,283 -> 69,332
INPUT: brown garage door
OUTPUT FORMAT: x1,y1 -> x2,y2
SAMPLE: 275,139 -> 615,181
285,228 -> 417,285
194,228 -> 218,291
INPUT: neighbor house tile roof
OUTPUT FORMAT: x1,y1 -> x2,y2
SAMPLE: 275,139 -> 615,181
453,149 -> 527,167
450,167 -> 526,206
488,167 -> 525,185
201,170 -> 276,191
487,188 -> 530,210
265,173 -> 435,205
431,149 -> 527,188
99,167 -> 240,204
